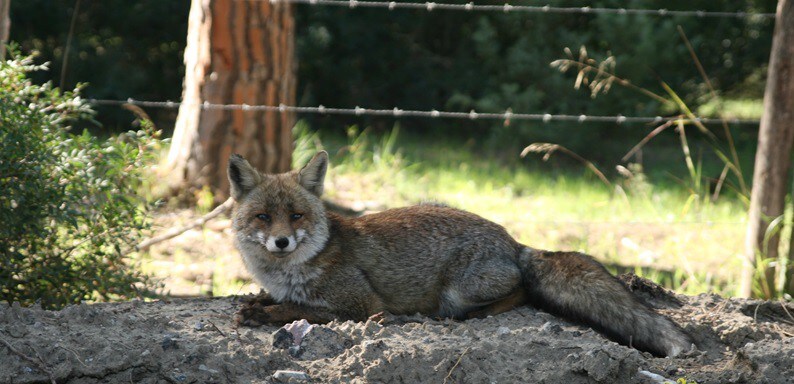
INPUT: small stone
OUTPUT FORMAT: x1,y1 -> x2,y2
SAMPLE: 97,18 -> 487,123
283,319 -> 315,345
194,321 -> 205,331
272,328 -> 294,349
162,335 -> 178,350
638,370 -> 672,383
496,326 -> 511,337
298,326 -> 349,360
273,370 -> 310,382
140,349 -> 151,357
539,321 -> 562,334
198,364 -> 219,374
288,345 -> 303,358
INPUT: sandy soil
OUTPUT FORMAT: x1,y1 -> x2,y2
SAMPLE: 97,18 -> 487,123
1,275 -> 792,384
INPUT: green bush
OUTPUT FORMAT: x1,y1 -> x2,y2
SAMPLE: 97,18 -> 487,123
0,51 -> 161,309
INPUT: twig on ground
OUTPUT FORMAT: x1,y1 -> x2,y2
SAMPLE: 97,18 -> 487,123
367,311 -> 386,325
207,320 -> 227,337
0,337 -> 57,384
443,346 -> 471,384
57,344 -> 88,368
135,197 -> 234,251
780,301 -> 794,321
771,323 -> 794,338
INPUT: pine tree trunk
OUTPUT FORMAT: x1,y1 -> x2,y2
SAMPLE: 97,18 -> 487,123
167,0 -> 295,200
0,0 -> 10,60
740,0 -> 794,298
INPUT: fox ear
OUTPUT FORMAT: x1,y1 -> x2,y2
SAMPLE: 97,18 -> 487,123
228,154 -> 261,200
298,151 -> 328,196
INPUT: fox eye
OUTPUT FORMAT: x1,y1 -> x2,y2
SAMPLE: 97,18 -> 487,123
256,213 -> 271,222
290,213 -> 303,220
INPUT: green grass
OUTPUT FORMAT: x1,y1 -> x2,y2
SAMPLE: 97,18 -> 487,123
697,98 -> 764,120
296,123 -> 749,297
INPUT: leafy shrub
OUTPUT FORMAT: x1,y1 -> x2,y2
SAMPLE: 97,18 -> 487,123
0,51 -> 161,309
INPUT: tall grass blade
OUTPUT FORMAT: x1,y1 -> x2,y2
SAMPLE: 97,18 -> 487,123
676,121 -> 699,191
622,120 -> 675,162
522,143 -> 612,189
677,25 -> 748,196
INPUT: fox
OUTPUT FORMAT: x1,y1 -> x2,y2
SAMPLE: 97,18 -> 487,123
227,151 -> 693,357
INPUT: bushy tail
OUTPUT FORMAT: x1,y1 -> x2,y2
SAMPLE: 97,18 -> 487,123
518,247 -> 692,357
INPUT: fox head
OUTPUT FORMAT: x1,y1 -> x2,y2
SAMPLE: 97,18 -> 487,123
228,151 -> 330,265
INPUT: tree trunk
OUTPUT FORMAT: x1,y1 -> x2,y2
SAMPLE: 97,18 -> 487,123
167,0 -> 295,200
740,0 -> 794,298
0,0 -> 10,60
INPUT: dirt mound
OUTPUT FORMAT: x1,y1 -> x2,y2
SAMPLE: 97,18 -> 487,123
1,278 -> 793,383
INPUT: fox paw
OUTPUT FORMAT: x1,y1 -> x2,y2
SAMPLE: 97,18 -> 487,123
235,301 -> 273,327
234,292 -> 276,327
243,291 -> 276,306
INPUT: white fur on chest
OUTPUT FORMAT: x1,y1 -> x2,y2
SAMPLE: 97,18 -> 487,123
255,263 -> 326,307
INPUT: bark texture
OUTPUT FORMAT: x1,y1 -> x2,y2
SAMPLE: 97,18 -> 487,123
168,0 -> 295,199
741,0 -> 794,297
0,0 -> 10,60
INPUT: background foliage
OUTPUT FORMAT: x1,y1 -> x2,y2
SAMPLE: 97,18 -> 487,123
0,51 -> 162,309
9,0 -> 189,132
8,1 -> 774,157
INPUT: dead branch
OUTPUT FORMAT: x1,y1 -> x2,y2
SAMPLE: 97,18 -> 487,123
0,337 -> 56,384
135,197 -> 234,251
206,320 -> 227,338
443,346 -> 470,384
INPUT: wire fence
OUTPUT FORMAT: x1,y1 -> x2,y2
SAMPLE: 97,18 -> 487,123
86,2 -> 773,128
508,219 -> 745,226
87,96 -> 752,227
88,98 -> 761,126
255,0 -> 776,20
77,2 -> 771,228
84,1 -> 773,128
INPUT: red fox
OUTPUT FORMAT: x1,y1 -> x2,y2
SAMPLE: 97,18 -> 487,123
228,151 -> 693,357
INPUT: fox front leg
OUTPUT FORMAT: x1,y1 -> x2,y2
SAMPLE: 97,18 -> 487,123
234,301 -> 341,326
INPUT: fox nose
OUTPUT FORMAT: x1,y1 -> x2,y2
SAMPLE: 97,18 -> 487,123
274,237 -> 290,249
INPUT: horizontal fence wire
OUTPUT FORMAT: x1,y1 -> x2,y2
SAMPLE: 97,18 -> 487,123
516,220 -> 745,226
87,98 -> 761,126
254,0 -> 777,20
90,97 -> 750,226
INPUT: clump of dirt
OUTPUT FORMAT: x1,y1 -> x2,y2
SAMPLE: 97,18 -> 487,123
1,281 -> 792,383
